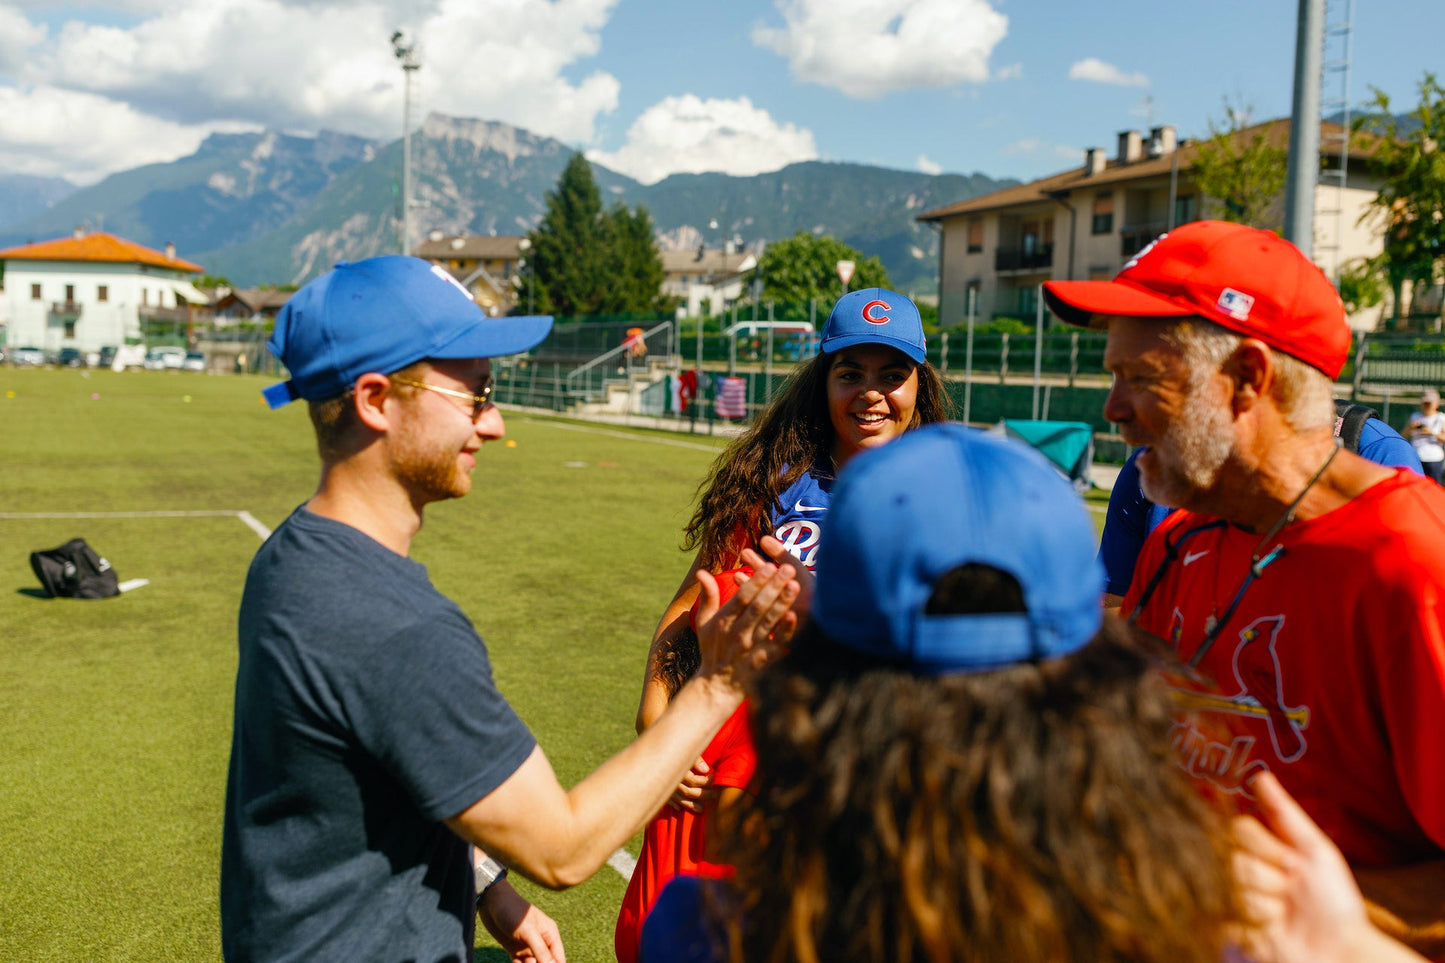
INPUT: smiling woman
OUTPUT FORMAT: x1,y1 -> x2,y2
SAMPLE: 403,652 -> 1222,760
615,288 -> 952,963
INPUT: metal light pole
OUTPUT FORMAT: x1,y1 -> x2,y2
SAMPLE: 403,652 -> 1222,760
1283,0 -> 1324,253
391,31 -> 421,256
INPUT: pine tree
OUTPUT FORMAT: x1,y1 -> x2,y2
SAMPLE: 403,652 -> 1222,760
599,202 -> 665,315
527,153 -> 606,317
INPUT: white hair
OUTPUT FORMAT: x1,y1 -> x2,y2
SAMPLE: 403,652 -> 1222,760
1160,318 -> 1333,433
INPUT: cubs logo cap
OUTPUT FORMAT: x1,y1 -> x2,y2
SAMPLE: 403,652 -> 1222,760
812,423 -> 1103,675
261,255 -> 553,408
1041,220 -> 1350,378
819,288 -> 927,364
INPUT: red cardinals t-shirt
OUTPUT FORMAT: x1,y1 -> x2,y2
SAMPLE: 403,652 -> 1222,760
1123,469 -> 1445,868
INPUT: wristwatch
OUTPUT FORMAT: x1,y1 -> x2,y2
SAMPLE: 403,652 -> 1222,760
475,855 -> 509,905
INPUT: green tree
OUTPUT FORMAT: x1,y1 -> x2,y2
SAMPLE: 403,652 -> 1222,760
1191,103 -> 1288,227
754,232 -> 891,308
1337,257 -> 1388,316
527,153 -> 606,316
597,202 -> 666,315
1360,72 -> 1445,329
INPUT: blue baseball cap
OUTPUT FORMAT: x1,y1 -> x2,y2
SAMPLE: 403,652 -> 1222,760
812,423 -> 1103,675
261,255 -> 553,408
819,288 -> 926,364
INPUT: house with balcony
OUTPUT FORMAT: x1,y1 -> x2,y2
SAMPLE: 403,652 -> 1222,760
0,229 -> 206,353
918,119 -> 1389,329
212,287 -> 293,324
414,232 -> 525,316
660,245 -> 757,316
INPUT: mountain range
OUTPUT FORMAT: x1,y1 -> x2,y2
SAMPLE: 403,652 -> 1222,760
0,113 -> 1014,293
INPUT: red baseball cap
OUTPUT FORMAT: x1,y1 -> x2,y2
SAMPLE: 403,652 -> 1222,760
1042,220 -> 1350,378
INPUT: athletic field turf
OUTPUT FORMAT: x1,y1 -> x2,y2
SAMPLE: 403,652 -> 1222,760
0,366 -> 1109,961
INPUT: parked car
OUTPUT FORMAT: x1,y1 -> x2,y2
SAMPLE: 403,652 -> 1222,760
58,347 -> 84,368
144,347 -> 187,370
98,346 -> 118,368
111,345 -> 147,370
12,346 -> 46,366
182,351 -> 207,372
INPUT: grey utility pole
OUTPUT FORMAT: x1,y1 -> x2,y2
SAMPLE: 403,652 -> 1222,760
1283,0 -> 1324,254
391,31 -> 421,256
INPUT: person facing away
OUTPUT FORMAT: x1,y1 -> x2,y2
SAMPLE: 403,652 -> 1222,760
643,424 -> 1248,962
1043,220 -> 1445,959
635,289 -> 952,811
1407,388 -> 1445,485
220,256 -> 801,962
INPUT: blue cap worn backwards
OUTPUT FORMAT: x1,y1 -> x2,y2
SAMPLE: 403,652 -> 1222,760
819,288 -> 926,365
262,255 -> 553,409
812,424 -> 1103,675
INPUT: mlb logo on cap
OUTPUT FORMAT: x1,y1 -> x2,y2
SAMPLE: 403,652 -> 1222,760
1217,288 -> 1254,322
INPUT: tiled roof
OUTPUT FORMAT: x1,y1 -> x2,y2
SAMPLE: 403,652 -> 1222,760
660,249 -> 755,277
0,231 -> 203,272
414,234 -> 524,260
918,119 -> 1373,222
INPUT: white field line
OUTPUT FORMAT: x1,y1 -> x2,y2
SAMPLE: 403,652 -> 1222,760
2,505 -> 638,876
0,510 -> 272,540
523,418 -> 724,453
607,847 -> 637,882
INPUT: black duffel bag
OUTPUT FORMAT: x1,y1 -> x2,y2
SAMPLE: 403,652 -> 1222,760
29,538 -> 121,599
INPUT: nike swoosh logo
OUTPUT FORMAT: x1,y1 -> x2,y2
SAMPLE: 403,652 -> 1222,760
794,500 -> 827,513
1183,549 -> 1209,566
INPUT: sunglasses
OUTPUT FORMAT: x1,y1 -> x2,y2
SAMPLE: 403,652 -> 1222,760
390,375 -> 495,420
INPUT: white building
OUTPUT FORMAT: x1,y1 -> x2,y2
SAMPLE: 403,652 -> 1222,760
0,230 -> 206,353
661,246 -> 757,317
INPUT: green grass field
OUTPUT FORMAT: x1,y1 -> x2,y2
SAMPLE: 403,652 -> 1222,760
0,366 -> 1110,961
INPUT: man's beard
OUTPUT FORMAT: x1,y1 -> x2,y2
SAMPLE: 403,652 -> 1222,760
1139,383 -> 1234,509
394,438 -> 471,503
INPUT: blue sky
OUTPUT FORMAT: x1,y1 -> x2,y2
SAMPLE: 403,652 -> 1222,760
0,0 -> 1437,187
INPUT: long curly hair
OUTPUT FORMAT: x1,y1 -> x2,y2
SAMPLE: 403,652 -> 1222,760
714,608 -> 1242,963
683,352 -> 951,569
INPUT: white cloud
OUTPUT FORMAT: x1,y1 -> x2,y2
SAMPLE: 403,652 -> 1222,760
585,95 -> 817,185
0,5 -> 46,72
993,62 -> 1022,81
1,0 -> 622,181
753,0 -> 1007,99
916,154 -> 942,175
1068,57 -> 1149,88
0,84 -> 253,185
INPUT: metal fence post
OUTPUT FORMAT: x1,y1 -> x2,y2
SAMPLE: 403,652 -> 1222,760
940,331 -> 949,374
964,288 -> 976,425
1032,287 -> 1044,420
1069,331 -> 1079,387
1000,332 -> 1009,385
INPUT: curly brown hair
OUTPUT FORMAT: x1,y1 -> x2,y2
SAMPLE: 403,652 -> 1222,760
683,352 -> 951,569
714,611 -> 1242,963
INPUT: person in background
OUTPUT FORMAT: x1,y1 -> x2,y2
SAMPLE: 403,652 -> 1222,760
1407,388 -> 1445,484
